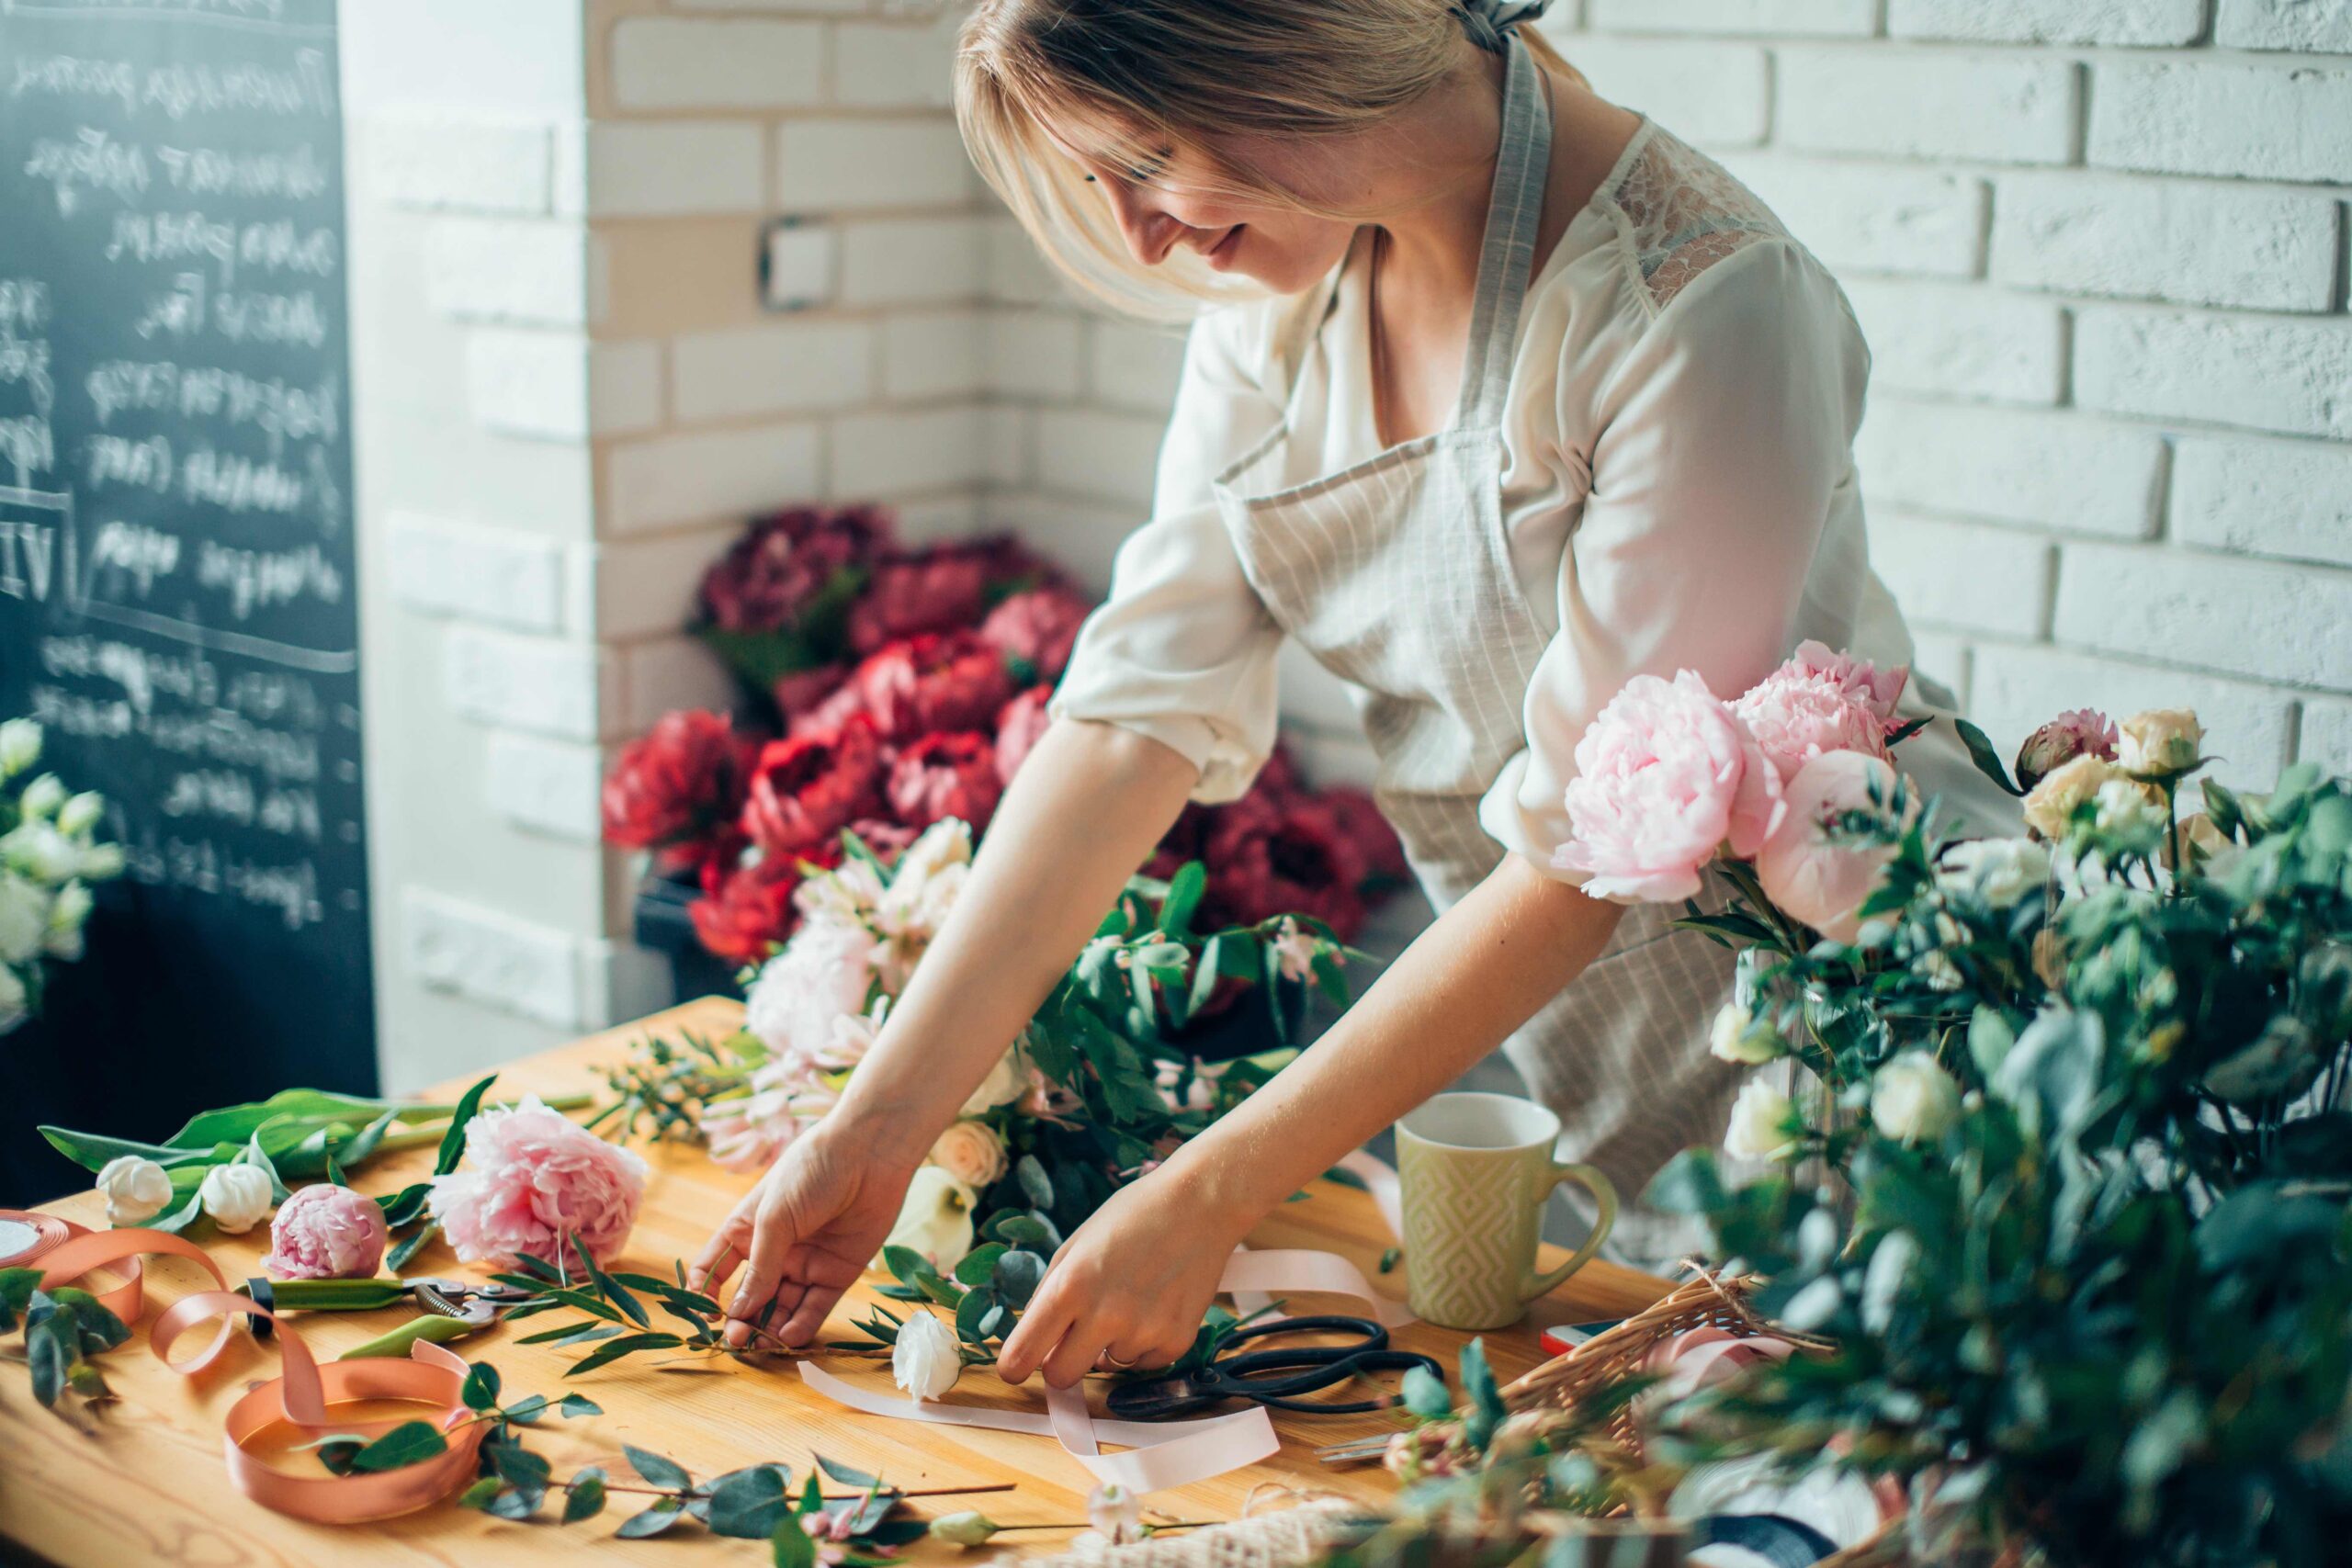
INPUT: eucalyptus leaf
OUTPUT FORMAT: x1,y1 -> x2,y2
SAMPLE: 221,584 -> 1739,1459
563,1468 -> 607,1523
625,1442 -> 693,1492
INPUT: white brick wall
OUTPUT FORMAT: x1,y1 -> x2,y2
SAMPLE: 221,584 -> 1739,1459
1532,7 -> 2352,790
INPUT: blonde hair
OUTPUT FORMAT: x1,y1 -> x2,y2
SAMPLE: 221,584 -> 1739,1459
955,0 -> 1583,321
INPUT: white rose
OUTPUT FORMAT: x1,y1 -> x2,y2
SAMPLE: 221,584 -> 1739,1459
958,1047 -> 1028,1116
96,1155 -> 174,1226
1935,837 -> 2051,909
1871,1052 -> 1962,1144
43,881 -> 90,961
2019,754 -> 2120,841
198,1161 -> 274,1234
0,718 -> 40,777
2116,708 -> 2201,779
1723,1077 -> 1797,1161
1708,1001 -> 1781,1066
77,841 -> 124,881
929,1120 -> 1009,1190
880,1164 -> 976,1271
890,1310 -> 963,1403
17,773 -> 65,820
0,964 -> 24,1034
56,791 -> 103,838
0,873 -> 47,965
1,821 -> 81,884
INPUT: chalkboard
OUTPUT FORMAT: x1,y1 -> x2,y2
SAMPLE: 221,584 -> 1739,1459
0,0 -> 370,1201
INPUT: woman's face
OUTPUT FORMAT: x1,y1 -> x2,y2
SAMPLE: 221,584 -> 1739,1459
1046,112 -> 1365,296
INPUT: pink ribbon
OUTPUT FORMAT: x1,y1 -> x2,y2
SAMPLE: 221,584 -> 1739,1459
800,1152 -> 1416,1495
36,1227 -> 490,1524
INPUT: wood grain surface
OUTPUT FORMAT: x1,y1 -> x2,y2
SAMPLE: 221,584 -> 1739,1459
0,998 -> 1668,1564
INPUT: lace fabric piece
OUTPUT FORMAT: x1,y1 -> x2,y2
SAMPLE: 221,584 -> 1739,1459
1600,122 -> 1791,315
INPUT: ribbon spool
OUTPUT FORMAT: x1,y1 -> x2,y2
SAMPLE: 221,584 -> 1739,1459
33,1226 -> 489,1523
0,1207 -> 78,1269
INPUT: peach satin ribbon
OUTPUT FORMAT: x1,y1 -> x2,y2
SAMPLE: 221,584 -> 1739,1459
35,1227 -> 489,1523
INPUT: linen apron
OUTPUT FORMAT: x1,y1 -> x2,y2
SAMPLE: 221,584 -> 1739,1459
1211,37 -> 1741,1264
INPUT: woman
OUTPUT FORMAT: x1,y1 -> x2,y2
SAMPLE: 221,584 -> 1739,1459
693,0 -> 2009,1386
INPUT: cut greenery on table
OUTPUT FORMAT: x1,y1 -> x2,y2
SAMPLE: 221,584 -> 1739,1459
0,1265 -> 130,1429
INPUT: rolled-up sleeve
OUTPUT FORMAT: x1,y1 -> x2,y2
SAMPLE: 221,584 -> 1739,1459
1051,305 -> 1288,802
1482,240 -> 1870,883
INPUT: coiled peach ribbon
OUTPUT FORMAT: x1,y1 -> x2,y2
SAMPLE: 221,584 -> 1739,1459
800,1150 -> 1417,1495
35,1227 -> 491,1523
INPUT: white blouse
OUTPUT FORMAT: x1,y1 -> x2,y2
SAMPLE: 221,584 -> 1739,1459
1053,118 -> 2011,879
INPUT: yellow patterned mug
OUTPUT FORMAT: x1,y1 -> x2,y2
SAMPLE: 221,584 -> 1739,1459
1396,1092 -> 1620,1331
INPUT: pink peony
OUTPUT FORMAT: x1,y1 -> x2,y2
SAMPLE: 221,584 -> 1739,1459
1555,671 -> 1786,903
1754,750 -> 1909,944
978,585 -> 1093,682
993,685 -> 1055,786
427,1096 -> 648,1268
743,917 -> 878,1064
1733,641 -> 1909,786
263,1183 -> 389,1280
2014,707 -> 2119,791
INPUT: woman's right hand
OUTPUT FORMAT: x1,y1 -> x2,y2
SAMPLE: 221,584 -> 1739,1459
687,1121 -> 922,1349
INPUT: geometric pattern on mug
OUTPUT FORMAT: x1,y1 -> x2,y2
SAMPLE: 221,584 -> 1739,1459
1406,1163 -> 1532,1329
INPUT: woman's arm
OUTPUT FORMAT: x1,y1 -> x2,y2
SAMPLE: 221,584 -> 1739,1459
996,852 -> 1625,1385
693,716 -> 1200,1345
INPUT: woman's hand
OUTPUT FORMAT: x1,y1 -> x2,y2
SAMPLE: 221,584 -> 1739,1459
995,1168 -> 1253,1388
688,1121 -> 923,1349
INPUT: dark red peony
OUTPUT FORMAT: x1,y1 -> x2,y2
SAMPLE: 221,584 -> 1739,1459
601,709 -> 754,872
1322,784 -> 1410,888
771,662 -> 850,728
978,585 -> 1093,683
847,549 -> 990,655
697,504 -> 889,636
740,715 -> 885,856
992,685 -> 1055,786
792,631 -> 1016,745
688,853 -> 801,964
1199,791 -> 1370,939
887,731 -> 1004,833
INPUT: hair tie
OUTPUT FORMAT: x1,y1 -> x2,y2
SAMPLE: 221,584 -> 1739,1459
1454,0 -> 1549,53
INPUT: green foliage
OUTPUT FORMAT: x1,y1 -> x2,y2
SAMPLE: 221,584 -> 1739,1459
2,1270 -> 130,1423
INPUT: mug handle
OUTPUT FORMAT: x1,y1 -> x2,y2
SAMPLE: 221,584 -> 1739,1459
1520,1160 -> 1619,1303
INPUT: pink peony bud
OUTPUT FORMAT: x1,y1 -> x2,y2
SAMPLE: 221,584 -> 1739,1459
1754,751 -> 1909,944
2013,708 -> 2117,791
263,1183 -> 390,1280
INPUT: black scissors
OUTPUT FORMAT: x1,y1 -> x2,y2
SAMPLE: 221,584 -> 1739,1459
1105,1314 -> 1444,1420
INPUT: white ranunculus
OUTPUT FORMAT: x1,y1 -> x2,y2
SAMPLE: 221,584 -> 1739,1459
1935,837 -> 2051,908
96,1155 -> 174,1226
76,841 -> 124,880
56,791 -> 103,838
1708,1001 -> 1781,1066
880,1164 -> 976,1271
1723,1077 -> 1797,1162
17,773 -> 65,820
958,1046 -> 1028,1116
43,881 -> 90,961
0,821 -> 80,884
0,964 -> 27,1035
2117,707 -> 2201,779
198,1161 -> 274,1234
0,873 -> 47,964
0,719 -> 40,777
890,1310 -> 963,1402
1871,1052 -> 1962,1144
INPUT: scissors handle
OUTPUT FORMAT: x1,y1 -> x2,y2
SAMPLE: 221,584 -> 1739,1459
1242,1349 -> 1446,1415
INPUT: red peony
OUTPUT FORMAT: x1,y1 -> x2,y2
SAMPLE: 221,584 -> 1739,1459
771,663 -> 849,727
846,549 -> 991,655
993,685 -> 1055,785
1199,791 -> 1370,939
697,504 -> 889,636
740,714 -> 885,855
978,585 -> 1093,682
887,731 -> 1005,833
792,632 -> 1016,745
844,817 -> 919,862
689,854 -> 802,964
602,709 -> 754,864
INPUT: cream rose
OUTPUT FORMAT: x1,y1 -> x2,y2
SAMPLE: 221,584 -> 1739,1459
929,1120 -> 1008,1190
1871,1052 -> 1962,1144
1723,1077 -> 1797,1161
2020,754 -> 2121,840
1708,1001 -> 1781,1066
1934,837 -> 2051,909
2117,708 -> 2202,779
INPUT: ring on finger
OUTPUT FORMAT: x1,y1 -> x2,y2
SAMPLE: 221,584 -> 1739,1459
1099,1348 -> 1136,1370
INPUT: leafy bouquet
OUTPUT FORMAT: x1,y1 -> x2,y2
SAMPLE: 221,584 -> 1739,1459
0,717 -> 122,1037
1590,692 -> 2352,1567
600,502 -> 1407,964
599,815 -> 1360,1275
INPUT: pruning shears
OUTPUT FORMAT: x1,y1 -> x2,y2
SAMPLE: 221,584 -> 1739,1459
240,1275 -> 544,1359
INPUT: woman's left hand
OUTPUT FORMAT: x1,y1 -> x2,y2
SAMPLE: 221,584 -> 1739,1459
995,1168 -> 1252,1388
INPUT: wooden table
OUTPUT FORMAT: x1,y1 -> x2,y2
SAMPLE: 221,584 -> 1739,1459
0,998 -> 1668,1565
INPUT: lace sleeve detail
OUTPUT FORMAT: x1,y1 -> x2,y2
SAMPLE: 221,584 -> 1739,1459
1601,123 -> 1791,316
